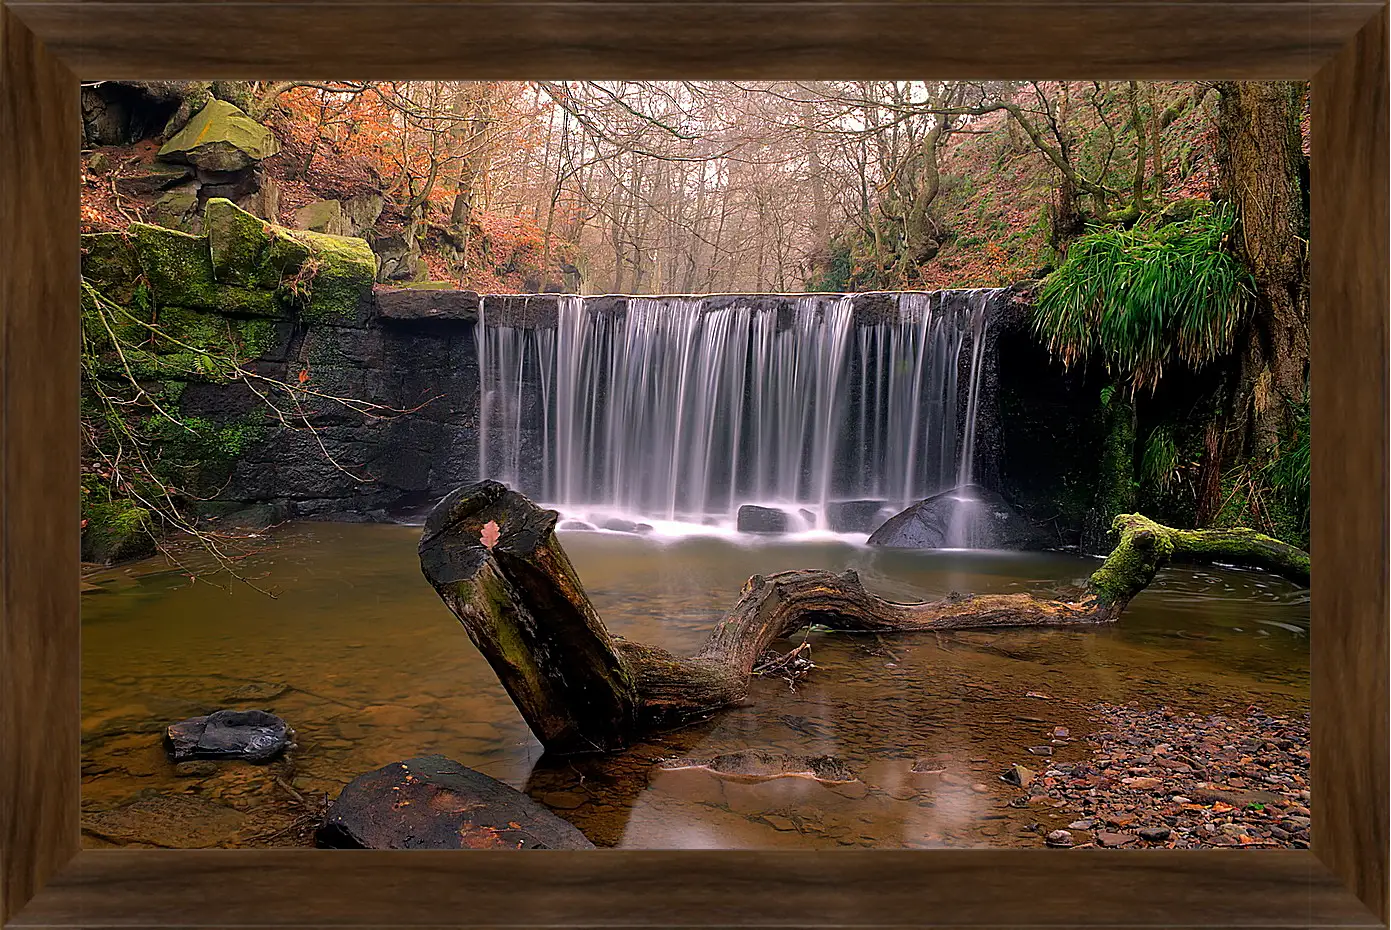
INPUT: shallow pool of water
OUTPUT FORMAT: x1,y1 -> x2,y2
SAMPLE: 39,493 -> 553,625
80,522 -> 1309,849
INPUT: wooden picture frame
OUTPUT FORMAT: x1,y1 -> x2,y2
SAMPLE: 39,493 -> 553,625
2,3 -> 1386,926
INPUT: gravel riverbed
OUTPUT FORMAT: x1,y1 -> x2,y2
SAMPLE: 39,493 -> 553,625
1020,703 -> 1310,849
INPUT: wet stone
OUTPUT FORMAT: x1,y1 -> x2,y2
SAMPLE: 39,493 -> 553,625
1095,831 -> 1137,847
317,755 -> 594,849
1045,830 -> 1073,848
659,749 -> 856,784
164,709 -> 292,763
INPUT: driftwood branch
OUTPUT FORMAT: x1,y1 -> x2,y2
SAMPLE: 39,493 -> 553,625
419,482 -> 1309,755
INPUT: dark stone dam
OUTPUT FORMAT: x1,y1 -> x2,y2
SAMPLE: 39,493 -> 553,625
218,288 -> 1023,530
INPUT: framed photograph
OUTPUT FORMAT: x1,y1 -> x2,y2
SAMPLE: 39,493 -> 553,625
2,2 -> 1385,926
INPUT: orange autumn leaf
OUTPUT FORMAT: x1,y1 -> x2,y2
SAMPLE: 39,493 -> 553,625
481,520 -> 501,548
298,369 -> 310,384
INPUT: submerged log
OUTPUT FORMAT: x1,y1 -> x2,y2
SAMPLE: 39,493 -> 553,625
419,481 -> 1309,754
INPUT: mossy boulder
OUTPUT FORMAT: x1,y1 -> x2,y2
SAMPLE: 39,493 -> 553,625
1159,198 -> 1209,226
81,232 -> 142,305
293,229 -> 378,325
158,99 -> 280,172
205,197 -> 271,287
343,193 -> 384,234
200,198 -> 375,321
82,499 -> 157,564
130,223 -> 219,309
295,199 -> 348,236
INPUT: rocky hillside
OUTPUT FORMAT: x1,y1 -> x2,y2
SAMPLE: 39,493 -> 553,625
84,82 -> 453,289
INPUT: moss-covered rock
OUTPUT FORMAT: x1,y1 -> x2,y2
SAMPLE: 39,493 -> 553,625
158,99 -> 280,172
205,197 -> 271,287
1159,198 -> 1209,226
150,183 -> 201,232
260,225 -> 313,290
199,198 -> 375,320
85,300 -> 277,382
130,223 -> 219,309
295,199 -> 347,236
82,499 -> 157,564
292,229 -> 378,325
81,232 -> 142,305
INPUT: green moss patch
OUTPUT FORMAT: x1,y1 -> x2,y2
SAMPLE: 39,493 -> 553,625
291,229 -> 378,324
158,99 -> 280,172
205,197 -> 272,287
130,223 -> 219,310
82,498 -> 156,564
81,232 -> 142,305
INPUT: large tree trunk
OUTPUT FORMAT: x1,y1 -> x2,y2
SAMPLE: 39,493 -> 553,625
1214,80 -> 1310,459
420,481 -> 1309,755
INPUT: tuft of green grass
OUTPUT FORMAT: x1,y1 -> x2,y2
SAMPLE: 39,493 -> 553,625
1033,204 -> 1253,391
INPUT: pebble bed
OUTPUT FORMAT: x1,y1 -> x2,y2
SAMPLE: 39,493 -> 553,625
1022,703 -> 1311,849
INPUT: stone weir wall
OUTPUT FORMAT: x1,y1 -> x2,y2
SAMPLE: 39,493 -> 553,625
82,198 -> 1025,526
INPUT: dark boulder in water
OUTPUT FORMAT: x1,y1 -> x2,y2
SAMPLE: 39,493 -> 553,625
737,504 -> 790,533
826,499 -> 892,534
164,709 -> 292,763
316,755 -> 595,849
867,485 -> 1047,550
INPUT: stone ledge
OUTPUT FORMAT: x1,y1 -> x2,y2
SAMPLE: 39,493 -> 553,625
374,285 -> 480,322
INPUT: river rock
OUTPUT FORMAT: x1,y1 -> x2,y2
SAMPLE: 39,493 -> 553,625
867,484 -> 1046,549
164,709 -> 292,763
1000,763 -> 1035,788
659,749 -> 857,784
737,505 -> 790,534
316,755 -> 595,849
825,499 -> 891,533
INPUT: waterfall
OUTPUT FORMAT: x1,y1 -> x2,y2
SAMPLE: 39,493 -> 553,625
476,290 -> 1004,531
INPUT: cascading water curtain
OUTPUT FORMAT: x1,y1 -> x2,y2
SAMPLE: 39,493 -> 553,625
477,290 -> 1004,527
475,298 -> 555,492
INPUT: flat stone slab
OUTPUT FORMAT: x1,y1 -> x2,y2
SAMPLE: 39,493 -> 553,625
374,286 -> 480,321
164,709 -> 292,763
316,755 -> 596,849
659,750 -> 857,784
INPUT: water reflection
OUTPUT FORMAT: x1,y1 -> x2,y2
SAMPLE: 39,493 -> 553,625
81,522 -> 1308,849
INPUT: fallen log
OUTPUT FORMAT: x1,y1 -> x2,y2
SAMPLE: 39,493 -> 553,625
418,481 -> 1308,755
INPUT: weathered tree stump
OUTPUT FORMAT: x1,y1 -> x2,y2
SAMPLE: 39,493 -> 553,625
419,481 -> 1309,755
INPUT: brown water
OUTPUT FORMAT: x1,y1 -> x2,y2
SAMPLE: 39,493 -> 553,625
80,523 -> 1309,849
